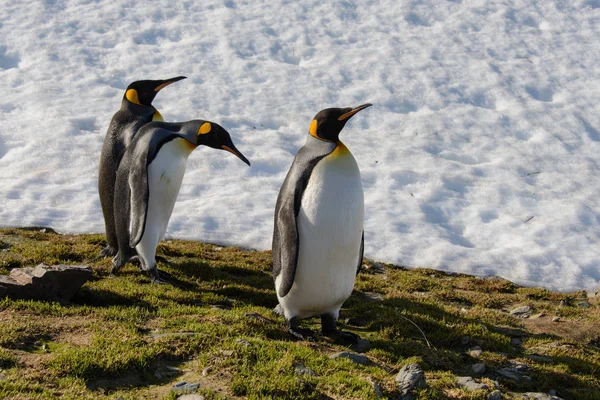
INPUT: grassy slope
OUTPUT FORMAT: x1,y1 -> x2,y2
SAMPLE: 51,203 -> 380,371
0,228 -> 598,400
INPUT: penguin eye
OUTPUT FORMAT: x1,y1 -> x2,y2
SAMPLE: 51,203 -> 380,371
309,119 -> 318,138
197,122 -> 212,135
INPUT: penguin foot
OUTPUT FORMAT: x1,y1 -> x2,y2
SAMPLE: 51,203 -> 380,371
99,246 -> 117,259
324,329 -> 362,344
288,327 -> 316,342
287,317 -> 315,341
147,267 -> 173,284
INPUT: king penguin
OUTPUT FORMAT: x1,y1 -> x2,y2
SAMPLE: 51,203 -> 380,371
98,76 -> 186,258
112,120 -> 250,283
272,103 -> 372,341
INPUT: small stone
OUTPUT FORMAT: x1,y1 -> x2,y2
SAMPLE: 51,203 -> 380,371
293,361 -> 318,376
210,304 -> 231,310
350,338 -> 371,353
330,351 -> 372,366
559,299 -> 570,307
528,354 -> 553,363
235,338 -> 250,347
530,313 -> 545,319
552,317 -> 560,322
220,350 -> 234,357
178,395 -> 205,400
511,337 -> 523,347
469,346 -> 483,356
185,383 -> 200,392
510,360 -> 530,371
395,364 -> 427,396
368,377 -> 383,398
522,392 -> 564,400
576,301 -> 591,309
497,367 -> 520,380
202,367 -> 211,376
549,389 -> 557,396
171,382 -> 188,393
461,336 -> 471,345
456,376 -> 488,391
363,292 -> 384,301
509,305 -> 532,318
487,390 -> 502,400
471,363 -> 486,374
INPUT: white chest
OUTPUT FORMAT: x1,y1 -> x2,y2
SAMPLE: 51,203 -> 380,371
277,148 -> 364,319
144,138 -> 193,240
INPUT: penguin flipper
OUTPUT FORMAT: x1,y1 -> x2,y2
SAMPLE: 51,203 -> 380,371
356,231 -> 364,276
127,136 -> 152,248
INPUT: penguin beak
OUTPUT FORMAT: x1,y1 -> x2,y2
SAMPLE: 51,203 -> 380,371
221,144 -> 251,166
337,103 -> 373,121
153,76 -> 187,92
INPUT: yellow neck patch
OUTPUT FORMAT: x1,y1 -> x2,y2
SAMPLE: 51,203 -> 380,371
198,122 -> 212,135
309,119 -> 319,139
125,89 -> 142,105
152,109 -> 163,121
330,141 -> 350,158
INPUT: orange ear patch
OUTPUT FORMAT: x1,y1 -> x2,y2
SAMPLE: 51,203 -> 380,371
309,119 -> 318,138
198,122 -> 212,135
125,89 -> 141,105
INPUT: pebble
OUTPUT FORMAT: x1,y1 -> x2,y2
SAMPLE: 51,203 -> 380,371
522,392 -> 564,400
395,364 -> 427,396
456,376 -> 488,391
496,367 -> 520,380
178,395 -> 205,400
530,313 -> 545,319
171,382 -> 201,394
235,338 -> 251,347
576,301 -> 591,309
293,362 -> 318,376
202,367 -> 211,376
471,363 -> 486,374
329,351 -> 372,366
487,390 -> 502,400
509,305 -> 532,318
552,317 -> 561,322
469,346 -> 483,357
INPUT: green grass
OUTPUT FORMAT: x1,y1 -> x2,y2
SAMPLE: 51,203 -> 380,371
0,228 -> 599,399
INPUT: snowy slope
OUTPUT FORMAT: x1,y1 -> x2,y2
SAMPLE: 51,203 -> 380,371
1,0 -> 599,291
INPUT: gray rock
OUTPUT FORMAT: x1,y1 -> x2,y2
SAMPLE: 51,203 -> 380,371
235,338 -> 250,347
0,264 -> 92,302
368,377 -> 384,398
469,346 -> 483,357
330,351 -> 372,366
171,382 -> 200,394
294,362 -> 318,376
395,364 -> 427,396
576,301 -> 591,309
363,291 -> 385,301
456,376 -> 488,391
178,395 -> 205,400
471,363 -> 486,374
497,367 -> 520,380
510,360 -> 530,371
522,393 -> 564,400
510,305 -> 532,318
487,390 -> 502,400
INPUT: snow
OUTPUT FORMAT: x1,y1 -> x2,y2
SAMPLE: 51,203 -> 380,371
1,0 -> 599,292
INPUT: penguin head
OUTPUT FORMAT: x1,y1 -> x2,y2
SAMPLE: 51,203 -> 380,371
192,121 -> 251,166
124,76 -> 187,106
308,103 -> 372,142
